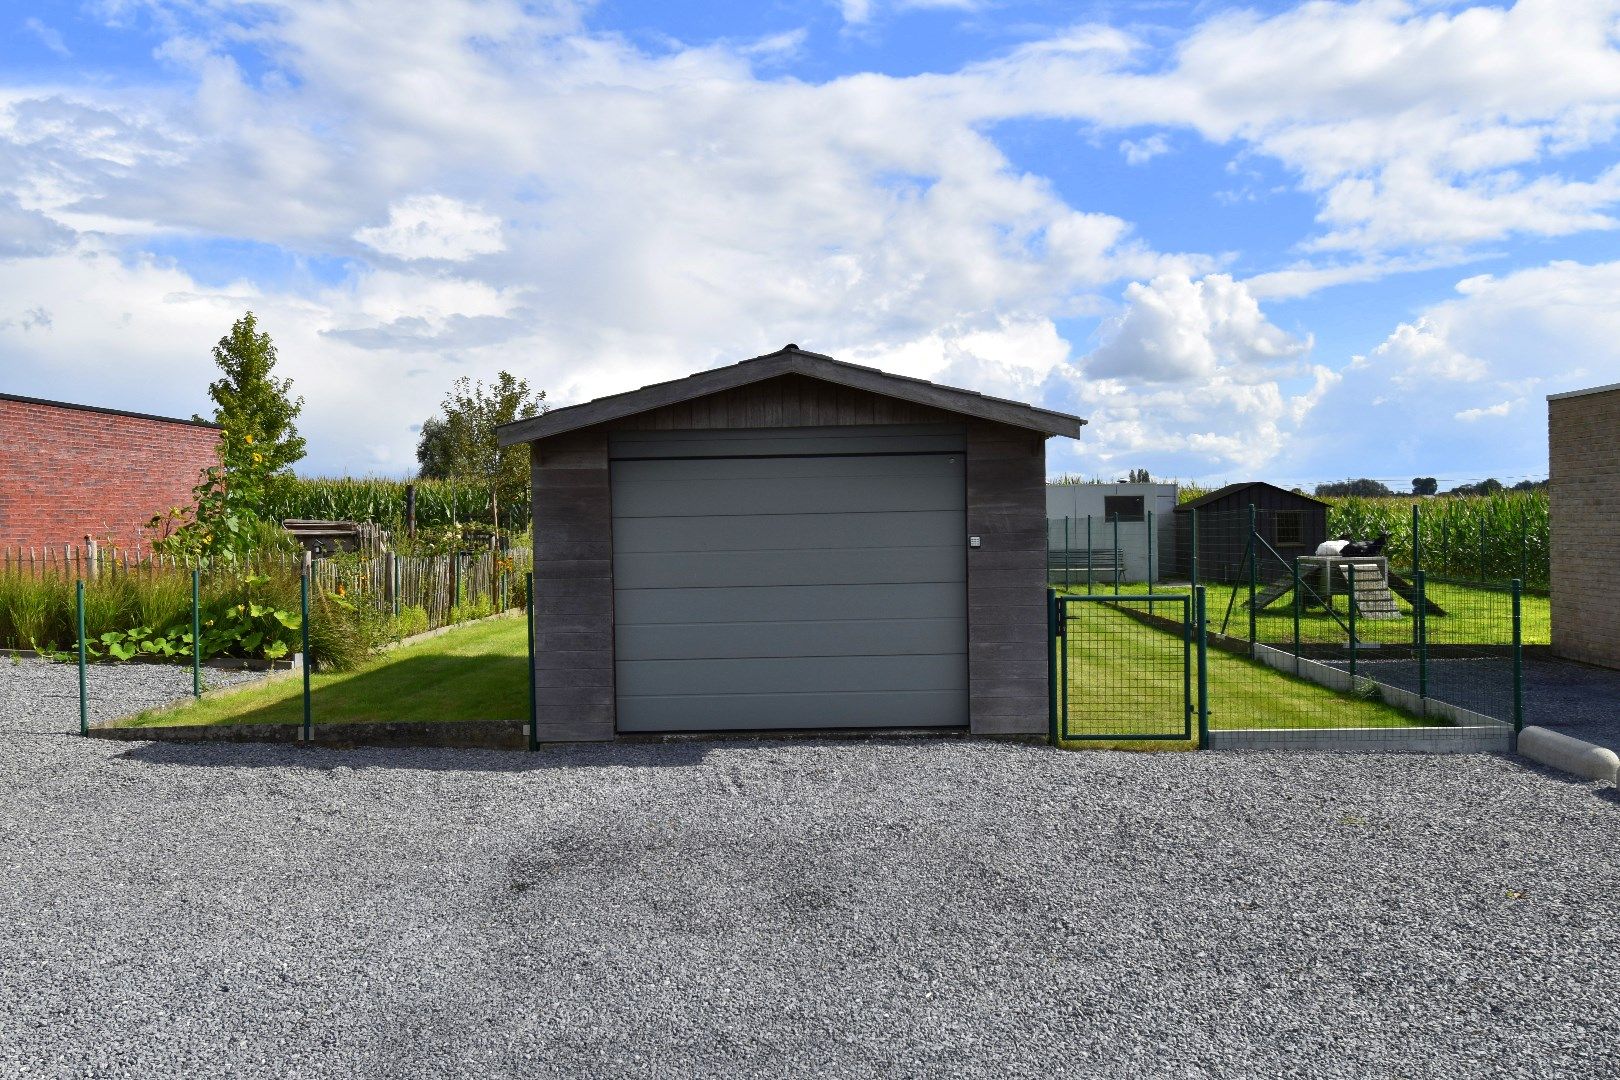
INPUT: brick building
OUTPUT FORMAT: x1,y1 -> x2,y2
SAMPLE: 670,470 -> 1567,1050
1548,381 -> 1620,670
0,393 -> 221,554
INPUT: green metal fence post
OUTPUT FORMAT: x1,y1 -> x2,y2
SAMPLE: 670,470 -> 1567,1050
1512,578 -> 1524,736
1291,558 -> 1301,667
1190,507 -> 1200,590
1046,587 -> 1058,746
1146,510 -> 1155,616
300,572 -> 312,743
191,569 -> 202,698
1347,561 -> 1357,682
1411,502 -> 1421,574
1086,515 -> 1094,595
526,570 -> 538,752
1247,503 -> 1258,652
1195,585 -> 1209,749
76,580 -> 88,737
1064,516 -> 1071,590
1113,513 -> 1121,596
1416,570 -> 1429,706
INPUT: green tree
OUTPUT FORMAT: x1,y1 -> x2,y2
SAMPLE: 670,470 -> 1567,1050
1127,468 -> 1151,483
198,311 -> 306,477
415,371 -> 545,531
1314,478 -> 1396,498
1412,477 -> 1439,496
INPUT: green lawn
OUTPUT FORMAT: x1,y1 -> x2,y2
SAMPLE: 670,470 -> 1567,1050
118,615 -> 527,728
1055,576 -> 1546,648
1056,598 -> 1431,750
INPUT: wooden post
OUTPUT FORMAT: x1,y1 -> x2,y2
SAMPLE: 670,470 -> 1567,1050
406,483 -> 417,540
85,538 -> 98,582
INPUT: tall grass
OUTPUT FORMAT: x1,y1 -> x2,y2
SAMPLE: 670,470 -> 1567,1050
264,477 -> 528,532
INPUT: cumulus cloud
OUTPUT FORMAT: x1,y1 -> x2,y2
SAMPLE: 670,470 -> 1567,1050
1084,273 -> 1312,384
353,195 -> 505,262
1051,274 -> 1333,475
1361,318 -> 1488,386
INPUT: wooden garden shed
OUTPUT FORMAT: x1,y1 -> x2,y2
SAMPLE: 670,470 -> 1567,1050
496,345 -> 1083,742
1172,482 -> 1329,583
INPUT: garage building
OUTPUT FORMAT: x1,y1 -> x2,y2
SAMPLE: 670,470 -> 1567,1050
497,345 -> 1083,741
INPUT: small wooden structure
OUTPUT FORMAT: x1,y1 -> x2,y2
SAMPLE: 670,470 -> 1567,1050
282,520 -> 389,558
1172,482 -> 1329,583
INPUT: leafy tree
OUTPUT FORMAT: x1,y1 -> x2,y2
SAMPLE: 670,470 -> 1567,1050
415,371 -> 545,531
1412,477 -> 1439,496
1127,468 -> 1152,483
1314,478 -> 1396,498
197,311 -> 305,477
1447,477 -> 1505,497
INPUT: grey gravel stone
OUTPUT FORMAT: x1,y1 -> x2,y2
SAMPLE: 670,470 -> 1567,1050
2,661 -> 1618,1078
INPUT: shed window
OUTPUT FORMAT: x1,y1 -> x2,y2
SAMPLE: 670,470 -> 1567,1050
1274,511 -> 1306,547
1103,495 -> 1145,522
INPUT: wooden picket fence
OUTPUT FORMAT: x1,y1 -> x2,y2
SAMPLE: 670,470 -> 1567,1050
0,543 -> 532,632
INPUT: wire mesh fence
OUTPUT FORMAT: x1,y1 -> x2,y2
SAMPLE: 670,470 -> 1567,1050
1049,501 -> 1529,749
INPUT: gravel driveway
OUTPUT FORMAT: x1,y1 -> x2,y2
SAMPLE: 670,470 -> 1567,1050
3,662 -> 1618,1078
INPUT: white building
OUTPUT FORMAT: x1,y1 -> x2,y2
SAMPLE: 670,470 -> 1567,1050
1046,483 -> 1178,584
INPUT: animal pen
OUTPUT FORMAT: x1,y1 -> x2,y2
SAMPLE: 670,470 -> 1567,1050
1048,502 -> 1533,751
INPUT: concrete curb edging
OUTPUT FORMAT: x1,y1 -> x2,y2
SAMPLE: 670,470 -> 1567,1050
89,718 -> 530,750
1517,726 -> 1620,784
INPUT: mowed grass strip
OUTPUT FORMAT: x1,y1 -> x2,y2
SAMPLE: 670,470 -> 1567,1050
1057,598 -> 1431,751
119,616 -> 528,728
1054,578 -> 1547,646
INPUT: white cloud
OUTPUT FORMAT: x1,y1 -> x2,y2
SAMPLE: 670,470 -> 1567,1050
1085,273 -> 1312,384
353,195 -> 505,262
1455,400 -> 1514,422
1119,134 -> 1169,166
1053,274 -> 1332,475
1363,318 -> 1488,386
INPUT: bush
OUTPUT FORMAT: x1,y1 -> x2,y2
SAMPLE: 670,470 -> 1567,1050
306,589 -> 393,672
393,604 -> 430,640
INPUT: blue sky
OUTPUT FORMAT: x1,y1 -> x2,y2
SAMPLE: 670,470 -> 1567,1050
3,0 -> 1618,488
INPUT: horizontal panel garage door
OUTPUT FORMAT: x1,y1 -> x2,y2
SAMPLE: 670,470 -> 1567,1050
610,427 -> 967,732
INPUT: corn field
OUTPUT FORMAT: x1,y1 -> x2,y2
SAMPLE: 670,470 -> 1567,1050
1326,492 -> 1549,587
262,477 -> 531,533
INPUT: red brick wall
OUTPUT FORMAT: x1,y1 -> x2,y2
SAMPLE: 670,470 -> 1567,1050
1549,384 -> 1620,670
0,395 -> 221,554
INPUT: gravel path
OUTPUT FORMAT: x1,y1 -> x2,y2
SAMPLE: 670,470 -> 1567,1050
1,656 -> 270,735
2,664 -> 1618,1078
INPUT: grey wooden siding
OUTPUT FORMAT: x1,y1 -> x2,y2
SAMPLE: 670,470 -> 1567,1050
965,420 -> 1048,736
603,373 -> 959,432
530,428 -> 616,741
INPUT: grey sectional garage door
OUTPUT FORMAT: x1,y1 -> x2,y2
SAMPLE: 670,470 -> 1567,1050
610,426 -> 968,732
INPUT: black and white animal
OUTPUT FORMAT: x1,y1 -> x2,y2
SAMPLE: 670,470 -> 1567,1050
1315,532 -> 1389,557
